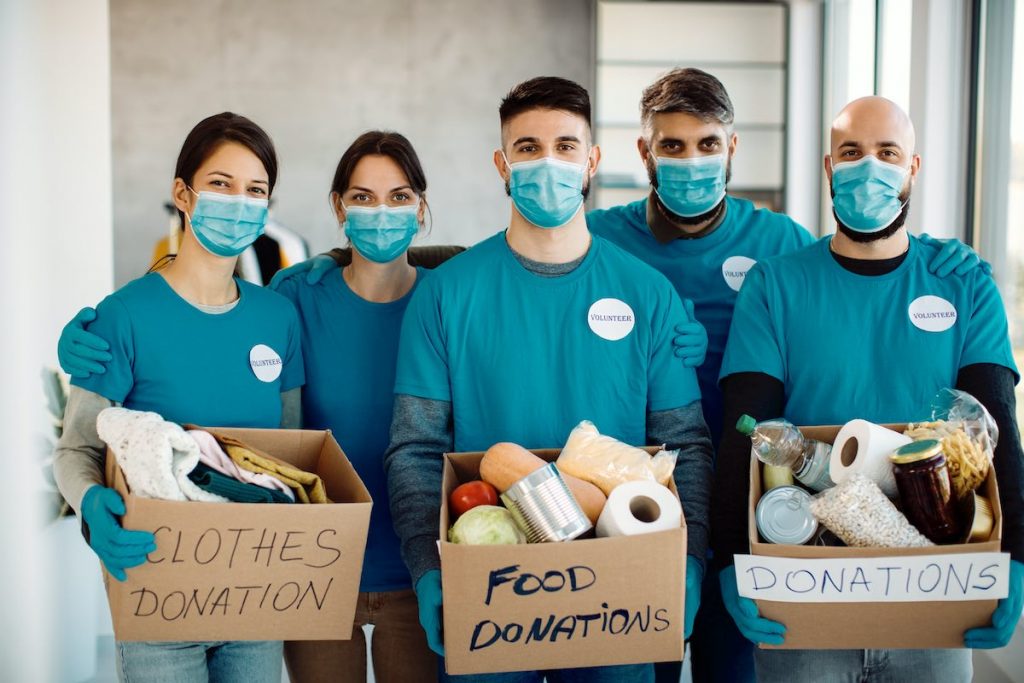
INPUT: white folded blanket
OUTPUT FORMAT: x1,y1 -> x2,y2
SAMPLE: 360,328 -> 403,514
97,407 -> 228,503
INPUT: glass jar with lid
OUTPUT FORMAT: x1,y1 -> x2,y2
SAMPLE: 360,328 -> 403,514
889,439 -> 964,544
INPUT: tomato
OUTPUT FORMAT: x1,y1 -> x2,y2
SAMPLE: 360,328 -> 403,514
449,480 -> 500,518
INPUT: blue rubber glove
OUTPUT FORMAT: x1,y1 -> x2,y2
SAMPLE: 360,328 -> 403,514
684,556 -> 703,639
80,485 -> 156,582
415,569 -> 445,656
918,233 -> 992,278
719,565 -> 786,645
57,307 -> 111,379
964,559 -> 1024,649
267,254 -> 337,290
672,299 -> 708,368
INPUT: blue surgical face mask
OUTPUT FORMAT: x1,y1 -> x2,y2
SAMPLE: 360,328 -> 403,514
505,155 -> 587,229
343,201 -> 420,264
830,155 -> 910,232
653,153 -> 727,218
187,189 -> 268,257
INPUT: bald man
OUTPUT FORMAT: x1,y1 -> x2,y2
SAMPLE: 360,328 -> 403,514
710,96 -> 1024,682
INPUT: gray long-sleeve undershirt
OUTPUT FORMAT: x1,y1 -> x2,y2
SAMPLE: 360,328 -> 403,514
384,247 -> 714,586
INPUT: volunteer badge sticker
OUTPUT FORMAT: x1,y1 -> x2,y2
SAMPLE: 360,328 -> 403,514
249,344 -> 283,382
721,255 -> 757,292
588,298 -> 635,341
908,295 -> 958,333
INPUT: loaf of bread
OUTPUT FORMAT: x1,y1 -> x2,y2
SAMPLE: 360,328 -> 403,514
556,420 -> 676,496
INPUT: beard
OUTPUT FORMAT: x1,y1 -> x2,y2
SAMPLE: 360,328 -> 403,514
832,187 -> 911,243
647,157 -> 730,225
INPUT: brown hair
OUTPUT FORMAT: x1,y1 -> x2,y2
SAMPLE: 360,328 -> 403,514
640,68 -> 734,131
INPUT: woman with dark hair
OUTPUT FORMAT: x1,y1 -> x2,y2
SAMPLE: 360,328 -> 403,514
273,130 -> 441,683
58,129 -> 446,682
53,112 -> 304,682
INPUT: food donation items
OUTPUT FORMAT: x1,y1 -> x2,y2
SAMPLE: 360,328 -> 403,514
447,421 -> 683,545
744,389 -> 996,549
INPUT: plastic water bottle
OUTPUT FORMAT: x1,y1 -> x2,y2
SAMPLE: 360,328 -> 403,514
736,415 -> 834,492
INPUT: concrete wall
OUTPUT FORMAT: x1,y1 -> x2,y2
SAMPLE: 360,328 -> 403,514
110,0 -> 594,286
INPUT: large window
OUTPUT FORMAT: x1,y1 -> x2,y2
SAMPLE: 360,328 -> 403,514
1008,5 -> 1024,425
972,0 -> 1024,424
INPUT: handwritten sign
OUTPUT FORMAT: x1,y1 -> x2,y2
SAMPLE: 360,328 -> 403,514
440,531 -> 685,674
467,564 -> 673,652
122,525 -> 344,624
107,428 -> 372,642
735,553 -> 1010,603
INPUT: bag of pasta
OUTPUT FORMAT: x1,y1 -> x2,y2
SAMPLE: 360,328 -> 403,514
904,388 -> 998,500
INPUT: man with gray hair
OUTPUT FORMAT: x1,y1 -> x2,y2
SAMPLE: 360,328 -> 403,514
585,68 -> 986,683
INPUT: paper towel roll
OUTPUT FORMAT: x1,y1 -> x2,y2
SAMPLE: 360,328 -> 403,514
596,480 -> 682,537
829,419 -> 911,498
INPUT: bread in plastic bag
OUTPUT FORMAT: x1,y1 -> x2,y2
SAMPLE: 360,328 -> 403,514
556,420 -> 677,496
809,474 -> 933,548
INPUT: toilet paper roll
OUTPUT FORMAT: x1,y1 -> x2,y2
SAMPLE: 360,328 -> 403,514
829,419 -> 912,498
596,480 -> 683,537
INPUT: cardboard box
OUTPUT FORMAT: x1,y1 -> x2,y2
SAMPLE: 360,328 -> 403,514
103,428 -> 372,642
439,448 -> 687,675
743,424 -> 1003,649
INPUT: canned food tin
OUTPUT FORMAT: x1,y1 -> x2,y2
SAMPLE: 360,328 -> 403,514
501,463 -> 592,543
962,493 -> 994,543
762,464 -> 795,490
756,485 -> 818,545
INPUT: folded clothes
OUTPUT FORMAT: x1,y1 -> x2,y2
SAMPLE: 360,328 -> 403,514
187,463 -> 294,504
200,428 -> 331,504
187,429 -> 295,501
97,407 -> 228,503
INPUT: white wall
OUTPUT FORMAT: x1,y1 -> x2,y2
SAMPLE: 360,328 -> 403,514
0,0 -> 114,679
109,0 -> 595,286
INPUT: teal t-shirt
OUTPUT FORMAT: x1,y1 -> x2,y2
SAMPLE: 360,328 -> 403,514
720,235 -> 1019,425
276,266 -> 424,592
587,196 -> 814,443
394,231 -> 701,452
73,272 -> 305,428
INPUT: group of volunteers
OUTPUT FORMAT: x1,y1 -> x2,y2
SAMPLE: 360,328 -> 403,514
53,66 -> 1023,683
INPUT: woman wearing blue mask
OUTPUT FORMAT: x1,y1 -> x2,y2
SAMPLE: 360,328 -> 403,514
56,129 -> 447,683
256,131 -> 441,683
52,112 -> 305,682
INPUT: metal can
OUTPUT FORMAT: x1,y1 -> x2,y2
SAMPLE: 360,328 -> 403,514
501,463 -> 592,543
755,485 -> 818,545
890,439 -> 964,544
963,493 -> 994,543
762,464 -> 795,490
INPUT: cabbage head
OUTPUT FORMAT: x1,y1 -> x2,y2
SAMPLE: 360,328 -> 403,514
448,505 -> 526,545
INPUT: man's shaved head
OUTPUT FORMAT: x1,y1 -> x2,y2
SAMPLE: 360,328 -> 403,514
831,96 -> 916,157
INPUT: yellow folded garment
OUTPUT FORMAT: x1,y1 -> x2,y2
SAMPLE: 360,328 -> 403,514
197,429 -> 331,504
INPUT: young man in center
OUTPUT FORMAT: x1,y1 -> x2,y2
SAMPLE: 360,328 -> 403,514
384,76 -> 715,682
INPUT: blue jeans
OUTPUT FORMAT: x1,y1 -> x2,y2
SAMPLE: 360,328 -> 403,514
116,640 -> 283,683
753,648 -> 972,683
661,571 -> 753,683
441,663 -> 653,683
